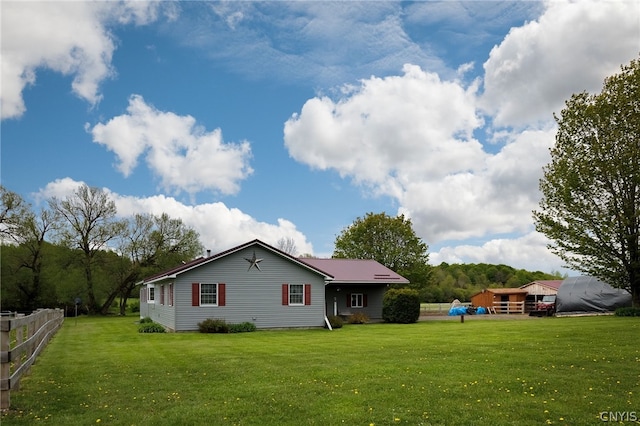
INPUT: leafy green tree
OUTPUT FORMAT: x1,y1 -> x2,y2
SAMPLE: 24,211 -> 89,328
534,57 -> 640,306
0,187 -> 61,311
0,185 -> 30,242
333,212 -> 430,288
107,213 -> 203,315
8,208 -> 60,311
49,184 -> 127,313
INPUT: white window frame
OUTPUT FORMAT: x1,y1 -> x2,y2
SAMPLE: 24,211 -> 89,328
148,286 -> 155,304
289,284 -> 304,306
168,283 -> 174,307
200,283 -> 218,306
351,293 -> 364,308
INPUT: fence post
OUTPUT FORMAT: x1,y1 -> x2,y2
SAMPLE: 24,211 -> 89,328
1,316 -> 10,409
0,309 -> 64,410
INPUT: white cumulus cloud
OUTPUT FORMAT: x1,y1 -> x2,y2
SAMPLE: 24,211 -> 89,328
481,0 -> 640,128
285,65 -> 558,245
89,95 -> 253,196
0,1 -> 172,120
36,178 -> 313,257
285,64 -> 484,193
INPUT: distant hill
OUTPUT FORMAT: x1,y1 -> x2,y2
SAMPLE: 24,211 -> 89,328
420,262 -> 566,303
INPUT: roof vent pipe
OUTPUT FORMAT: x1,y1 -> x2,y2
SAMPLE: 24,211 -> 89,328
206,249 -> 211,257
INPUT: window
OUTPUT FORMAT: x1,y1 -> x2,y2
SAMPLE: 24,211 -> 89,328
148,286 -> 155,303
168,284 -> 174,306
282,284 -> 311,306
160,285 -> 165,305
192,283 -> 226,307
350,293 -> 364,308
289,284 -> 304,305
200,283 -> 217,306
347,293 -> 367,308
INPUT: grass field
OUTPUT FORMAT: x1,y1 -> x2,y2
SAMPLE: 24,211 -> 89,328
2,315 -> 639,425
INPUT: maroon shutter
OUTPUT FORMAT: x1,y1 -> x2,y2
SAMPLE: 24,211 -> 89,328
363,294 -> 368,307
218,283 -> 226,306
304,284 -> 311,305
282,284 -> 289,305
346,294 -> 352,308
192,283 -> 200,306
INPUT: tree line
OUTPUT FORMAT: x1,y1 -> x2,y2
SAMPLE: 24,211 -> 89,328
1,184 -> 203,315
421,262 -> 564,303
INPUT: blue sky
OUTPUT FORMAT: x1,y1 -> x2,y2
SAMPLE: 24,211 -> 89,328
2,1 -> 639,273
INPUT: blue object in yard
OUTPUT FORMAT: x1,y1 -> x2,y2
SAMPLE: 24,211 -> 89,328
448,306 -> 467,316
476,307 -> 486,314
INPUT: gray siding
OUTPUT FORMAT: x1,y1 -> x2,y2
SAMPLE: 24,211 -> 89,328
325,285 -> 387,320
171,246 -> 326,331
139,284 -> 177,331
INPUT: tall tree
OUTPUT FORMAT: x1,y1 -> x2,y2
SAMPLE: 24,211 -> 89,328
0,187 -> 61,311
333,212 -> 430,287
10,208 -> 60,311
534,57 -> 640,306
0,185 -> 30,242
106,212 -> 203,315
49,184 -> 126,313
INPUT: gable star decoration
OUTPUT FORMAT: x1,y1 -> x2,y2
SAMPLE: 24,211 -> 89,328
244,251 -> 263,271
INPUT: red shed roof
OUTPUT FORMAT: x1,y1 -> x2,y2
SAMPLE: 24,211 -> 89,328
299,258 -> 409,284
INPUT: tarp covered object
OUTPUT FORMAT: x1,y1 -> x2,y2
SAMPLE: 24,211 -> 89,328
448,306 -> 486,316
555,276 -> 632,314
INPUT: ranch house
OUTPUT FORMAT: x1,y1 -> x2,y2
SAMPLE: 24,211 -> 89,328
138,239 -> 408,331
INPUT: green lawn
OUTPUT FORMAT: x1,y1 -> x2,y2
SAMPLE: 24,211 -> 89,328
2,315 -> 639,425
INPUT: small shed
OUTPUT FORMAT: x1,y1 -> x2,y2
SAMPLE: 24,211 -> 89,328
520,280 -> 563,311
470,288 -> 529,314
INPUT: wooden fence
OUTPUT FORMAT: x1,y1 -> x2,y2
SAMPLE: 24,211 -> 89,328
420,302 -> 526,315
1,309 -> 64,409
492,301 -> 525,314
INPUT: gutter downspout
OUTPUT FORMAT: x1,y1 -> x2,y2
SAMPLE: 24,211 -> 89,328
324,278 -> 334,330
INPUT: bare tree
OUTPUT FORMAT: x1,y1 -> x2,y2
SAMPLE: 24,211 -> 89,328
276,237 -> 297,256
49,184 -> 126,313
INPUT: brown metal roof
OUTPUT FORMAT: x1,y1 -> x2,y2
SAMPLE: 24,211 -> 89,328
299,258 -> 409,284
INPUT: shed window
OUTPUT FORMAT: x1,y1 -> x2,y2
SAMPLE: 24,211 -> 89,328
168,284 -> 174,306
148,286 -> 155,304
